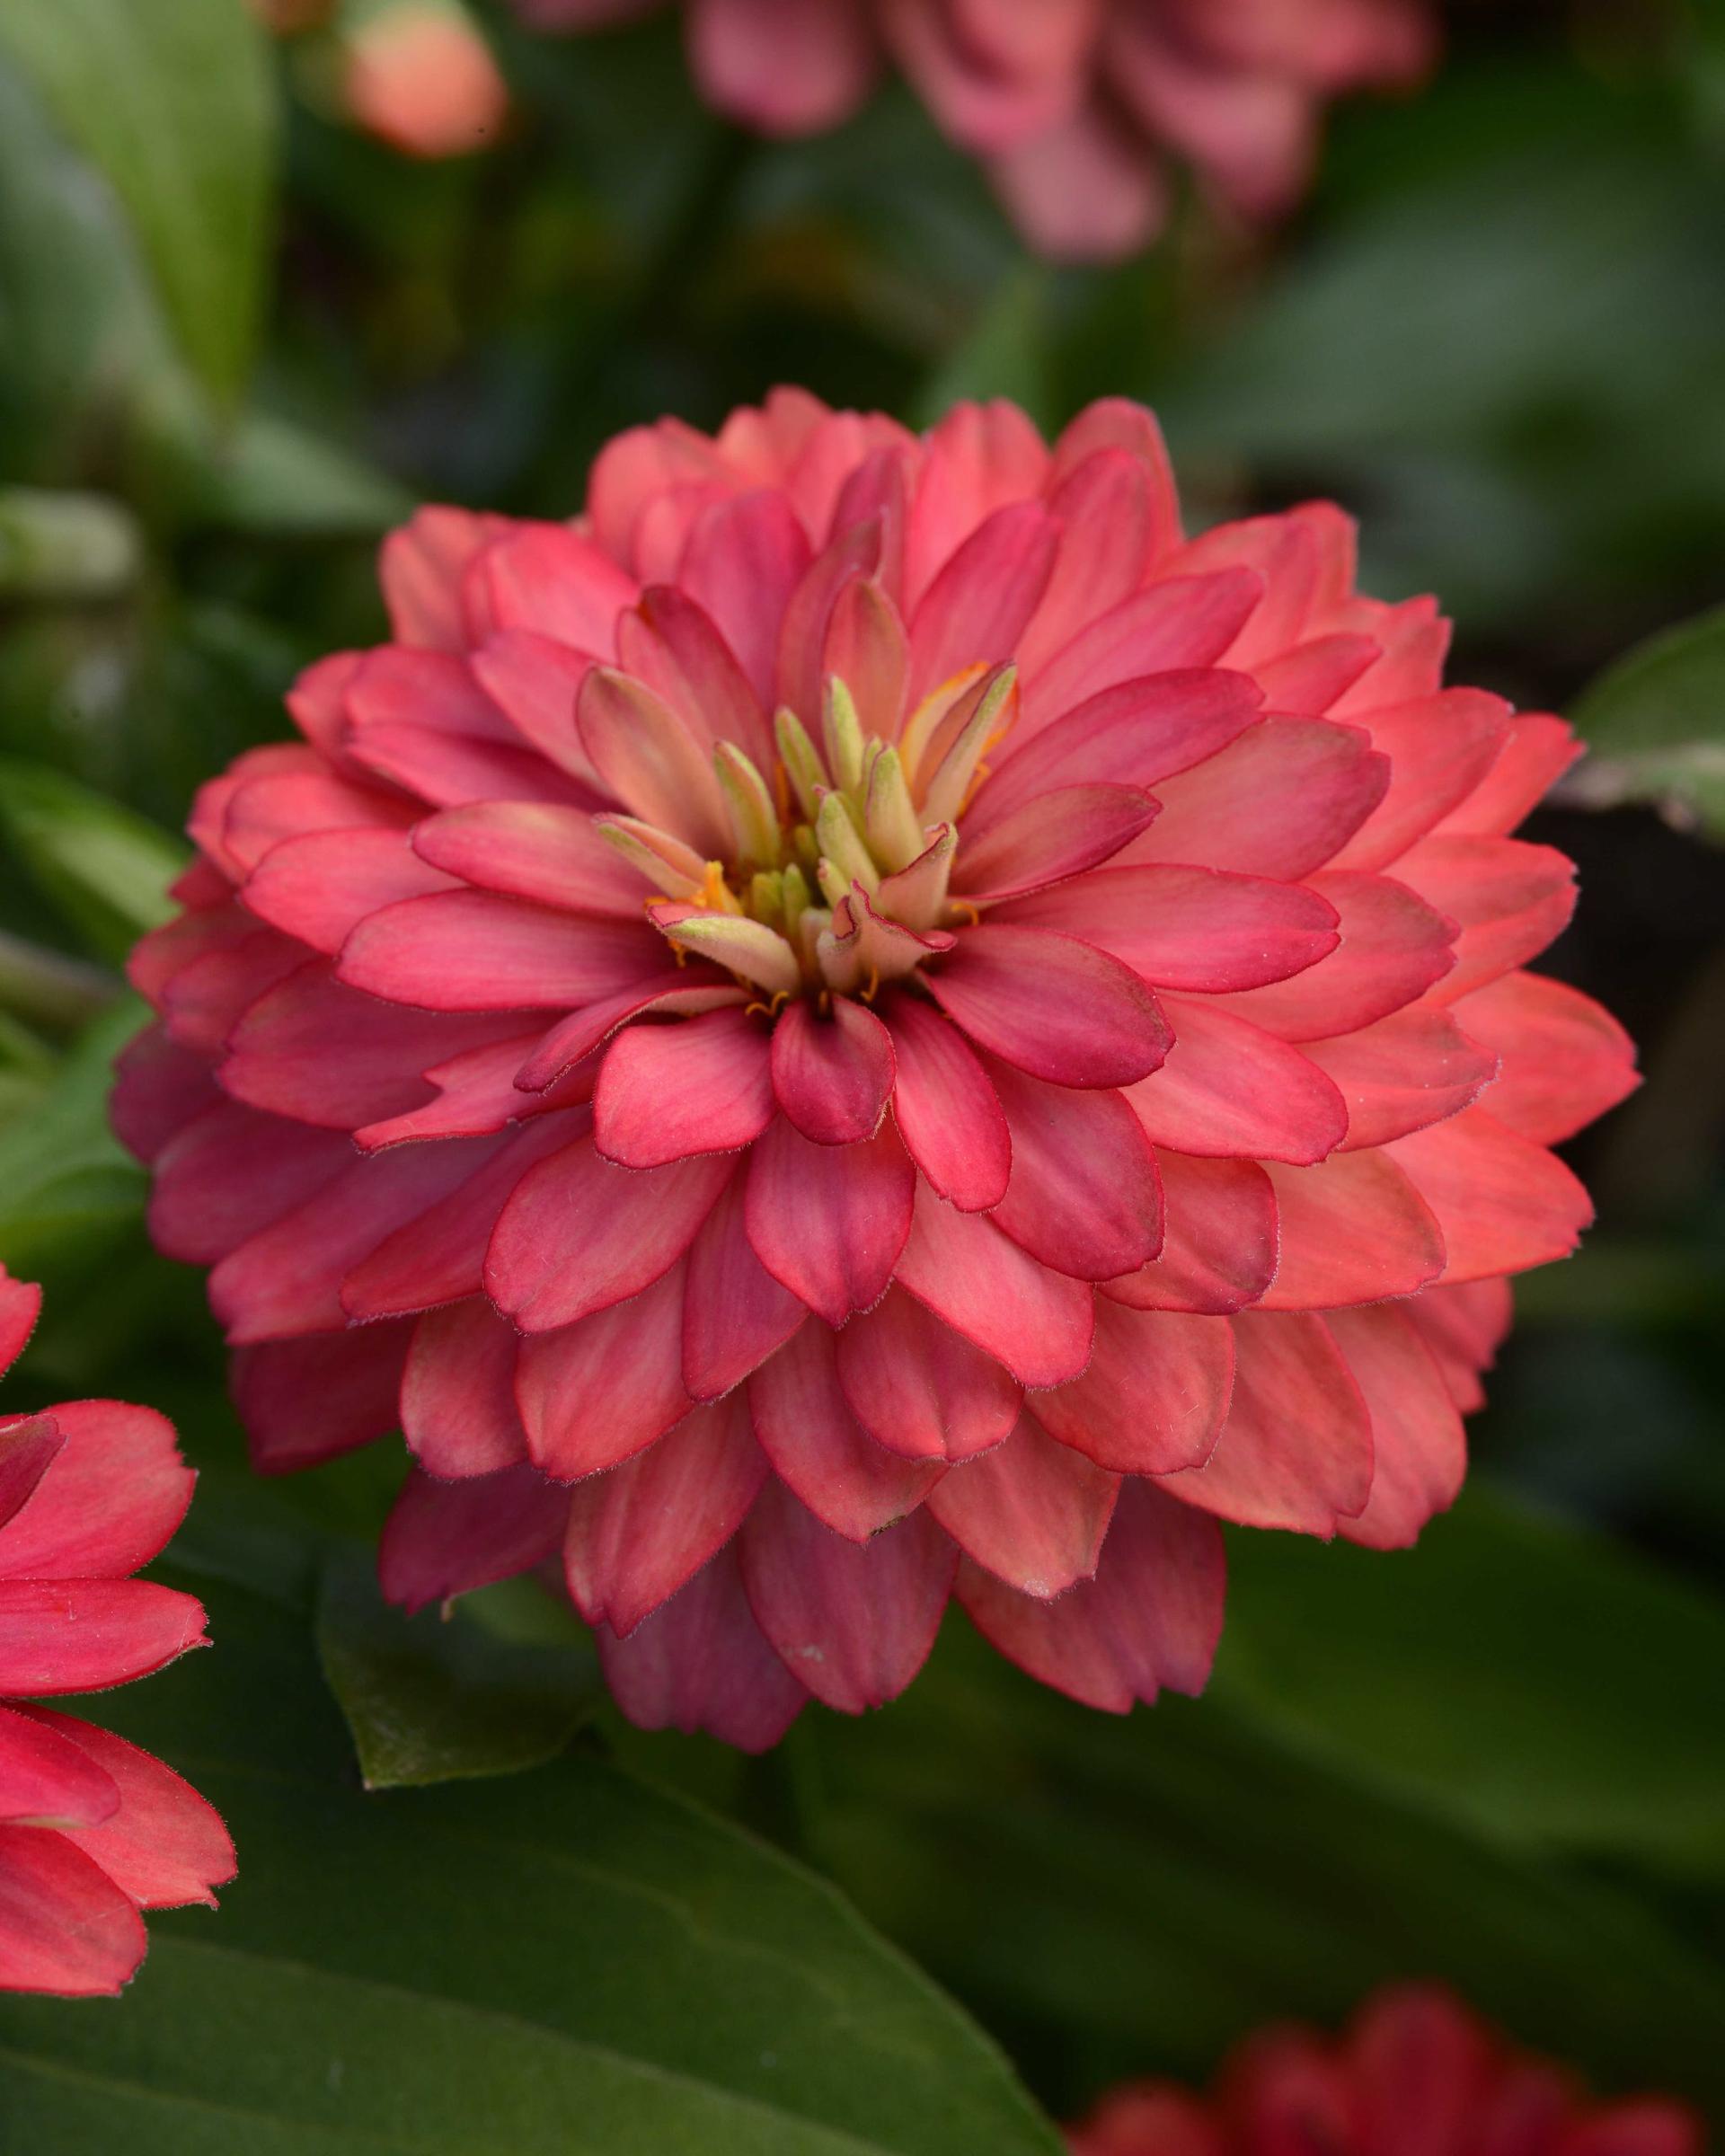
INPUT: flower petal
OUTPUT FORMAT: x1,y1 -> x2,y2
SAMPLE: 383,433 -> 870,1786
986,1061 -> 1163,1280
597,1545 -> 806,1753
1122,718 -> 1388,880
907,501 -> 1058,704
743,1117 -> 915,1325
1258,1151 -> 1446,1311
1401,835 -> 1577,1003
748,1323 -> 942,1542
0,1825 -> 146,1996
1328,1306 -> 1466,1551
769,995 -> 896,1146
994,863 -> 1338,994
380,1462 -> 567,1613
575,667 -> 731,856
1449,971 -> 1638,1144
0,1402 -> 193,1583
682,1174 -> 807,1402
739,1484 -> 955,1714
516,1264 -> 692,1479
969,669 -> 1261,828
0,1702 -> 119,1828
927,923 -> 1171,1088
339,891 -> 663,1012
411,802 -> 646,917
0,1580 -> 208,1695
242,829 -> 456,955
25,1709 -> 234,1909
486,1133 -> 732,1331
1019,572 -> 1264,739
1208,870 -> 1457,1040
955,1480 -> 1225,1711
1035,1300 -> 1233,1475
1128,999 -> 1348,1164
1156,1312 -> 1373,1535
953,784 -> 1159,903
232,1323 -> 411,1474
835,1286 -> 1023,1462
895,1179 -> 1094,1389
595,1008 -> 774,1167
1303,1007 -> 1499,1152
401,1299 -> 528,1477
927,1413 -> 1119,1598
1387,1108 -> 1593,1283
881,993 -> 1011,1210
1101,1153 -> 1278,1315
563,1393 -> 765,1635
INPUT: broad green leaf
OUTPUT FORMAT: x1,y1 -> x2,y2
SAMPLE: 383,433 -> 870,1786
0,0 -> 276,410
0,61 -> 171,479
0,998 -> 146,1273
316,1550 -> 599,1789
1570,602 -> 1725,836
914,266 -> 1052,430
809,1621 -> 1725,2119
0,1565 -> 1062,2156
0,758 -> 187,962
139,384 -> 416,536
0,486 -> 141,601
1215,1482 -> 1725,1876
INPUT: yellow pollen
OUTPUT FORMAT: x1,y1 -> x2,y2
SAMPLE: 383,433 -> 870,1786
746,989 -> 792,1021
859,966 -> 881,1003
950,899 -> 981,928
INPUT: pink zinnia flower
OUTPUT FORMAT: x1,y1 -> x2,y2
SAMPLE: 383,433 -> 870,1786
511,0 -> 1436,259
1067,1983 -> 1702,2156
0,1270 -> 234,1995
342,2 -> 509,160
119,391 -> 1635,1751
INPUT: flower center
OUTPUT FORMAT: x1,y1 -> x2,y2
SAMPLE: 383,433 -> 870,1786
599,662 -> 1016,1003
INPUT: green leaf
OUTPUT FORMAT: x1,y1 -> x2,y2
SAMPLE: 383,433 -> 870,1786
1215,1482 -> 1725,1876
0,757 -> 187,963
0,0 -> 276,410
0,1563 -> 1062,2156
913,266 -> 1052,430
316,1550 -> 599,1789
138,384 -> 417,536
809,1620 -> 1725,2119
0,998 -> 146,1273
1570,601 -> 1725,835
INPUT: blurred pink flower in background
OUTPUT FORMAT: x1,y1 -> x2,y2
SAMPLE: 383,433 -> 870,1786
510,0 -> 1436,257
119,390 -> 1634,1750
1067,1983 -> 1702,2156
0,1272 -> 233,1996
341,2 -> 509,160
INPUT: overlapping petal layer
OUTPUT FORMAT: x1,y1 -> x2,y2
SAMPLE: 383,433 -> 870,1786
0,1268 -> 234,1996
120,391 -> 1635,1749
513,0 -> 1436,259
1066,1982 -> 1701,2156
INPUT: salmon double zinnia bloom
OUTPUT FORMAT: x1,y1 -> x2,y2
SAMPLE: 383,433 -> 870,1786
119,392 -> 1635,1749
514,0 -> 1436,258
0,1271 -> 233,1994
1067,1984 -> 1701,2156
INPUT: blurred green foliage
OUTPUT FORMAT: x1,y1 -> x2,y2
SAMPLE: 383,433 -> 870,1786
1,0 -> 1724,2144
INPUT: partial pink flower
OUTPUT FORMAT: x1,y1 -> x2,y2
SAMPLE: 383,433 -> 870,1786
511,0 -> 1436,259
0,1269 -> 234,1996
1067,1983 -> 1702,2156
342,2 -> 509,160
119,391 -> 1635,1751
